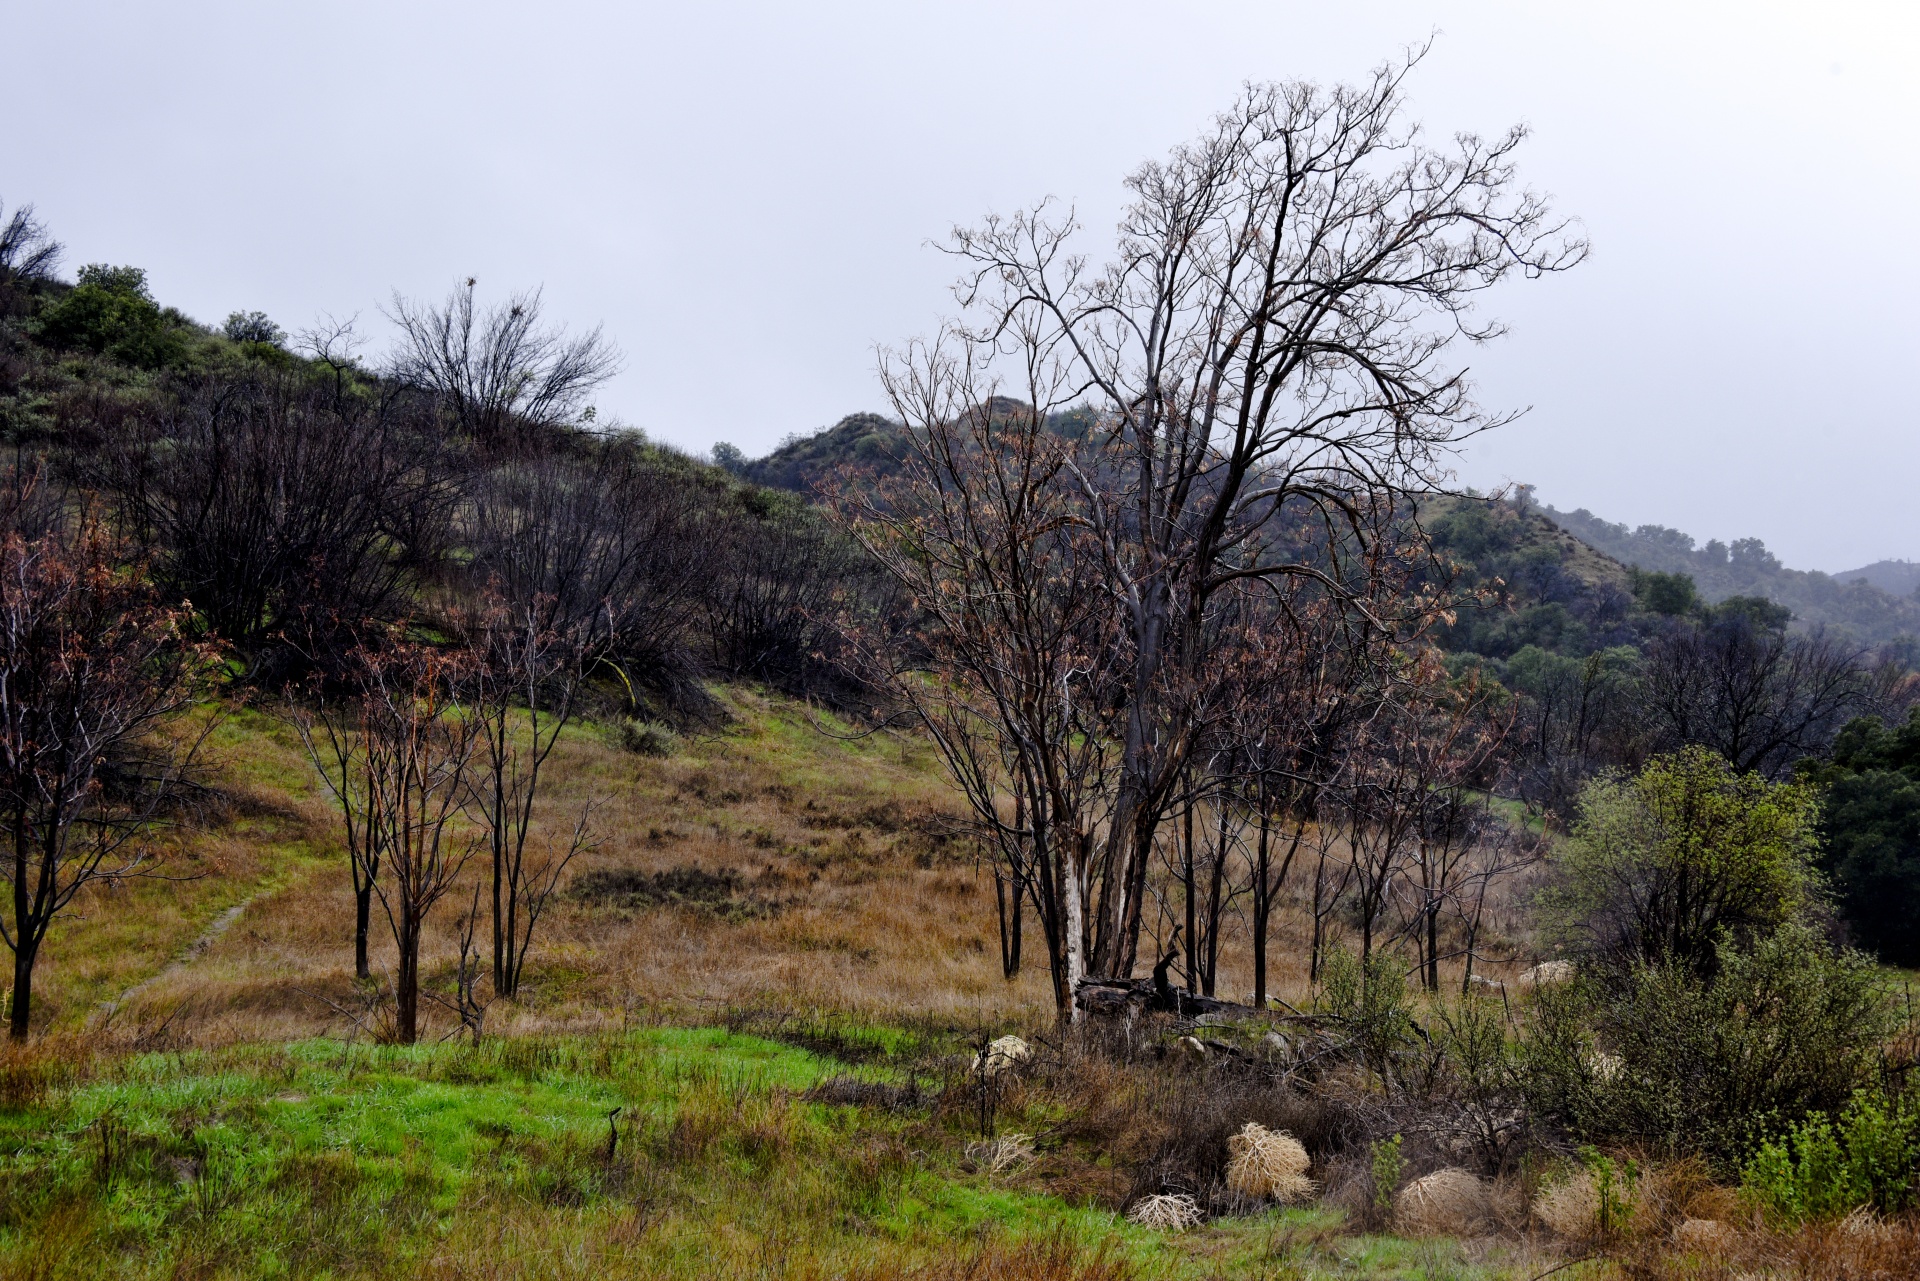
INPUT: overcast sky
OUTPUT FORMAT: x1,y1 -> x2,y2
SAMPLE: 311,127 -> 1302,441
5,1 -> 1916,572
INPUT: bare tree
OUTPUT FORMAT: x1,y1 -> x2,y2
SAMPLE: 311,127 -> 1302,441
0,512 -> 211,1038
0,199 -> 62,312
295,686 -> 382,980
1644,605 -> 1871,777
842,56 -> 1582,1008
357,645 -> 481,1043
457,598 -> 595,999
835,394 -> 1125,1015
387,280 -> 621,450
299,644 -> 480,1040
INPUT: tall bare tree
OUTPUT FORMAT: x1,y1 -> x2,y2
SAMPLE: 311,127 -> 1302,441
841,58 -> 1581,1012
458,598 -> 594,999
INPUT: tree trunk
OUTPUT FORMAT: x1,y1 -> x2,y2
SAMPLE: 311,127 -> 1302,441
354,883 -> 373,980
396,910 -> 420,1044
1252,810 -> 1271,1008
8,944 -> 33,1042
1182,799 -> 1197,992
1202,802 -> 1229,997
995,869 -> 1023,979
491,827 -> 505,992
1425,904 -> 1440,992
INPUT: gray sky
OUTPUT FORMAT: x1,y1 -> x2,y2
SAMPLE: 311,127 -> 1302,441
5,1 -> 1917,572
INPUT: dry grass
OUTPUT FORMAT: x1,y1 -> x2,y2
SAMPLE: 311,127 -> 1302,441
41,684 -> 1539,1049
1395,1168 -> 1493,1237
1223,1122 -> 1313,1203
71,688 -> 1066,1044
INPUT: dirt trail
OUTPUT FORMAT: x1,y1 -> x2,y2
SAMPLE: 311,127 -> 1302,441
94,894 -> 259,1022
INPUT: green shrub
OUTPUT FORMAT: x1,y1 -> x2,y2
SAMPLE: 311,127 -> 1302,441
1318,945 -> 1417,1083
1519,923 -> 1889,1164
1538,747 -> 1822,977
618,718 -> 677,756
1368,1133 -> 1404,1220
36,264 -> 185,368
1742,1085 -> 1920,1223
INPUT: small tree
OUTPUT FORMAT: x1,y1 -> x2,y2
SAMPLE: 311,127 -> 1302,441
459,599 -> 594,999
1541,746 -> 1822,976
358,646 -> 480,1043
0,521 -> 208,1038
299,644 -> 480,1040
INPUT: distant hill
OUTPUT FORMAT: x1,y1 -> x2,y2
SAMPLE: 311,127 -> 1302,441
1542,502 -> 1920,647
734,419 -> 1920,650
730,413 -> 906,492
1834,560 -> 1920,598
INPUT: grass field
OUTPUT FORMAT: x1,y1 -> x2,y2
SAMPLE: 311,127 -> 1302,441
0,1023 -> 1590,1280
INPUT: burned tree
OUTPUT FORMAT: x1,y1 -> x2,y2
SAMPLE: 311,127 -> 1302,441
458,600 -> 594,1000
839,56 -> 1581,1016
387,280 -> 621,451
298,644 -> 480,1041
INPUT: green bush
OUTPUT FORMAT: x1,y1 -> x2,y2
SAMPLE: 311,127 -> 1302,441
1538,747 -> 1823,976
1317,945 -> 1417,1084
1519,923 -> 1889,1164
36,263 -> 185,368
1741,1086 -> 1920,1222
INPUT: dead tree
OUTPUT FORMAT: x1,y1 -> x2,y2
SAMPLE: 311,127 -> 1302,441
834,390 -> 1125,1016
0,516 -> 209,1039
294,694 -> 382,980
842,55 -> 1582,1010
0,199 -> 62,313
387,280 -> 621,451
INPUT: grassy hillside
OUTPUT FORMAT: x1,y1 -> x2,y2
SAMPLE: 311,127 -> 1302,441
49,687 -> 1045,1046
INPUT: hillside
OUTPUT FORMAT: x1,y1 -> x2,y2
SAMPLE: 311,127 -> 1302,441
1543,501 -> 1920,646
734,418 -> 1920,649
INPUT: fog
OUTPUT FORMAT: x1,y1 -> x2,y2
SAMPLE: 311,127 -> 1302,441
4,1 -> 1915,570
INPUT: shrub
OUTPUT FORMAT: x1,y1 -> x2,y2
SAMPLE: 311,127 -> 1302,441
1520,923 -> 1889,1164
1538,748 -> 1822,977
36,263 -> 185,368
1318,945 -> 1418,1084
618,718 -> 677,756
1368,1133 -> 1404,1223
1742,1086 -> 1920,1223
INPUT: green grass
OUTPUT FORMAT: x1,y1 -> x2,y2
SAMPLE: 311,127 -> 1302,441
0,1026 -> 1562,1280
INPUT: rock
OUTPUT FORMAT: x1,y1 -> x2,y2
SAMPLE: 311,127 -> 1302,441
1518,960 -> 1575,992
973,1034 -> 1032,1076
